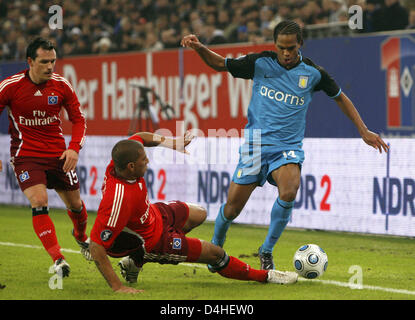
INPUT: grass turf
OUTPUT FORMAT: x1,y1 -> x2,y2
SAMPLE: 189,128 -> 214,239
0,204 -> 415,301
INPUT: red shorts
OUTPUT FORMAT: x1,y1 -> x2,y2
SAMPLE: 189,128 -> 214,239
145,201 -> 202,264
11,156 -> 80,192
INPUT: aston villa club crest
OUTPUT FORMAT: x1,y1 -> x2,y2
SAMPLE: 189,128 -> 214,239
298,76 -> 308,88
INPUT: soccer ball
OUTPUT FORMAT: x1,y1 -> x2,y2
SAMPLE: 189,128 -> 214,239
293,244 -> 328,279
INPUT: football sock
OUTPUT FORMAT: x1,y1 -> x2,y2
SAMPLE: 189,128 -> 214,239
67,201 -> 88,242
32,207 -> 64,262
211,204 -> 232,247
261,197 -> 294,254
218,255 -> 268,283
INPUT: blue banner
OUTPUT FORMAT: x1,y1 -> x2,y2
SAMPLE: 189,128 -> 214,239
302,32 -> 415,138
0,61 -> 27,134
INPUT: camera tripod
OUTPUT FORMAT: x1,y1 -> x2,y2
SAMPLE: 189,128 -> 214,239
128,85 -> 175,135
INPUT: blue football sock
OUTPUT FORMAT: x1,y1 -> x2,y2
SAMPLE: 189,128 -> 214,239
260,197 -> 294,254
211,204 -> 232,247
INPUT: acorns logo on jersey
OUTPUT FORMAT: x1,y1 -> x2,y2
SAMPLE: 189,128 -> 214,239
260,85 -> 305,106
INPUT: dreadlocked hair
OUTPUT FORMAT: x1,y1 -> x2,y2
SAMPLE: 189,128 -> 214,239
273,20 -> 304,45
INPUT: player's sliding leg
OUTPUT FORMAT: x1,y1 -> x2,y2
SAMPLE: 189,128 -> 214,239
181,202 -> 207,233
259,164 -> 300,270
199,241 -> 297,284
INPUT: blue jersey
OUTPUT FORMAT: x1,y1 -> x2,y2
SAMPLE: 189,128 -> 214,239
225,51 -> 341,148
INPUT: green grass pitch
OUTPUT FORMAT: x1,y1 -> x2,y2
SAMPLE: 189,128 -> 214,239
1,204 -> 415,301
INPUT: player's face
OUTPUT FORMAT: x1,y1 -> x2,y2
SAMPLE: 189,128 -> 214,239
275,34 -> 301,69
28,48 -> 56,84
131,148 -> 149,178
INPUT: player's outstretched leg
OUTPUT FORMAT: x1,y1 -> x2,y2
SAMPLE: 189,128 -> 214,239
258,197 -> 294,270
201,241 -> 297,284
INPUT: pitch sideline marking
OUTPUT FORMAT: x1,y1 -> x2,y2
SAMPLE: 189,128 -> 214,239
1,241 -> 415,296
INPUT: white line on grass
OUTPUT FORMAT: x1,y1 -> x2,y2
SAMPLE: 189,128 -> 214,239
1,241 -> 415,296
0,241 -> 80,254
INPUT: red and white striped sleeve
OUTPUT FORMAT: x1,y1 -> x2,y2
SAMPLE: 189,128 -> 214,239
90,181 -> 131,250
0,73 -> 25,114
52,73 -> 86,153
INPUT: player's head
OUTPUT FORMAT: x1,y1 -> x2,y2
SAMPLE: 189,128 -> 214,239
26,37 -> 56,84
112,139 -> 149,179
273,21 -> 303,69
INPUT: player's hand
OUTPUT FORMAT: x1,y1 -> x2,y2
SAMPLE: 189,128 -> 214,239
181,34 -> 203,50
60,149 -> 79,173
361,130 -> 389,153
114,285 -> 144,294
175,130 -> 195,154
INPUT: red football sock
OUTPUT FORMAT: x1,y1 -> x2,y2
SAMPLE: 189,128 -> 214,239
67,201 -> 88,242
218,256 -> 268,283
32,209 -> 64,262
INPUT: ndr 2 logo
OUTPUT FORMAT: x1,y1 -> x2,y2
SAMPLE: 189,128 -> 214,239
373,177 -> 415,216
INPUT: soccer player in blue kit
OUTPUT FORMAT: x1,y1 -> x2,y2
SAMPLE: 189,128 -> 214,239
181,21 -> 389,270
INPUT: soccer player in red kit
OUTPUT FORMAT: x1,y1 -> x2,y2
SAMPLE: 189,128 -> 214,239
89,132 -> 298,294
0,38 -> 89,277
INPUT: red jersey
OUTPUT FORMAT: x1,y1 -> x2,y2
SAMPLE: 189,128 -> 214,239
90,136 -> 163,252
0,70 -> 86,158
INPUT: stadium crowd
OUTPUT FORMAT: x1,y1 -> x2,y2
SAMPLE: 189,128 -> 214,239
0,0 -> 414,61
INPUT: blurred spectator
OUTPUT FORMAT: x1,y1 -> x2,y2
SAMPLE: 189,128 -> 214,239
372,0 -> 409,31
143,31 -> 164,52
407,9 -> 415,29
328,0 -> 348,23
204,24 -> 227,45
93,37 -> 112,54
160,28 -> 180,49
0,1 -> 7,19
268,3 -> 292,31
14,36 -> 27,60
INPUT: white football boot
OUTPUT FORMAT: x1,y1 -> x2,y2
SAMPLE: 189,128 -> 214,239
267,270 -> 298,284
118,257 -> 141,283
72,229 -> 93,261
54,258 -> 71,278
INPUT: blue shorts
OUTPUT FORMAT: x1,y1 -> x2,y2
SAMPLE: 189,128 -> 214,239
232,144 -> 304,187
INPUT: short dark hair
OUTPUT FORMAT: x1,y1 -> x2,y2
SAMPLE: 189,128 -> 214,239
273,21 -> 304,45
26,37 -> 55,60
111,139 -> 143,170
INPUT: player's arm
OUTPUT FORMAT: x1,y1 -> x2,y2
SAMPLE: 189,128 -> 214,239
60,81 -> 86,172
334,92 -> 389,153
89,241 -> 143,294
132,131 -> 194,154
181,34 -> 227,71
